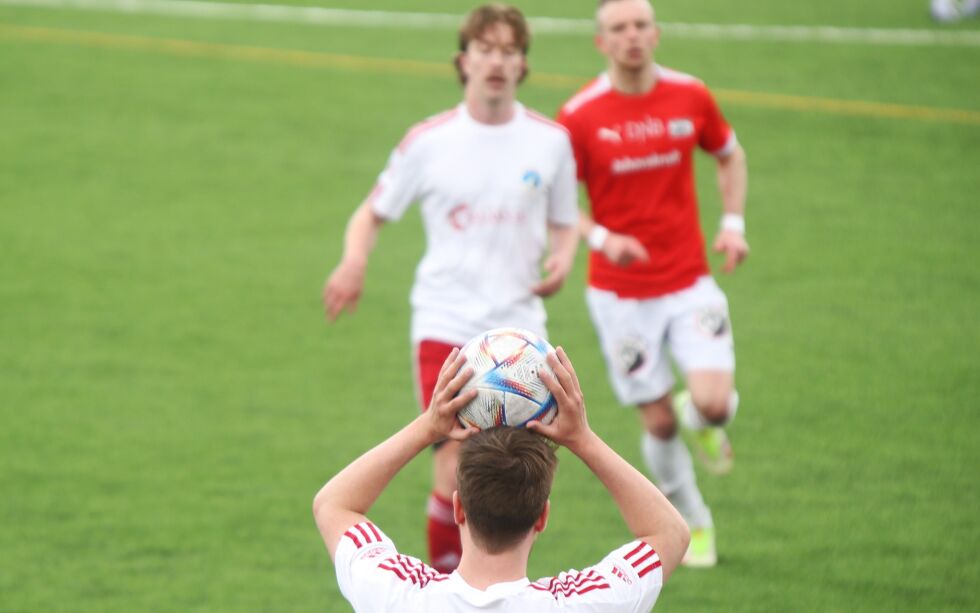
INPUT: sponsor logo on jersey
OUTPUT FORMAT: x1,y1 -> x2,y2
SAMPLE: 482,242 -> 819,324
448,203 -> 528,231
522,169 -> 542,188
697,307 -> 730,338
615,336 -> 647,375
610,564 -> 633,585
611,149 -> 681,175
623,115 -> 664,142
360,546 -> 389,560
598,116 -> 665,145
668,118 -> 695,138
597,126 -> 623,143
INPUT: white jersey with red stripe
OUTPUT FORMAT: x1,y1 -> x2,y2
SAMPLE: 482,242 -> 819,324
335,521 -> 663,612
369,102 -> 579,345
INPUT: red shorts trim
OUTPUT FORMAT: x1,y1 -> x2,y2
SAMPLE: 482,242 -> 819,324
415,340 -> 460,412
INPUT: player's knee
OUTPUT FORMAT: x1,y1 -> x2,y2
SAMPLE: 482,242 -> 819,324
640,398 -> 677,439
692,392 -> 732,425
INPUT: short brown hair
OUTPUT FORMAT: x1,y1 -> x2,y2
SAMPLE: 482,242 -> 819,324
457,427 -> 557,553
454,4 -> 531,83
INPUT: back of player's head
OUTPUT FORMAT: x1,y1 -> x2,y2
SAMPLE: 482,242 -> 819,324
457,427 -> 557,553
454,4 -> 531,84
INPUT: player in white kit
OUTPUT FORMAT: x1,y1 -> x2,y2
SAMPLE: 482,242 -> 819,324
313,347 -> 690,612
323,4 -> 579,572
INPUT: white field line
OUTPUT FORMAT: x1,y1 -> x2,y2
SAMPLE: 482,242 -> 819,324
2,0 -> 980,47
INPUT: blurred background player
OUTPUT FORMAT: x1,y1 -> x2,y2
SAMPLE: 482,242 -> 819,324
313,347 -> 690,611
557,0 -> 749,567
322,4 -> 579,573
930,0 -> 980,22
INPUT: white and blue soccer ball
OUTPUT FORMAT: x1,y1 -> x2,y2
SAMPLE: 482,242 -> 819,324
456,327 -> 557,430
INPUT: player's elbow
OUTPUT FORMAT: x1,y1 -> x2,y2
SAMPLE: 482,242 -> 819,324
312,488 -> 332,522
675,520 -> 692,555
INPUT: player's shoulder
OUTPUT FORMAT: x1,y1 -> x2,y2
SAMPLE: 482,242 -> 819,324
520,105 -> 573,149
559,73 -> 614,119
396,106 -> 462,153
523,105 -> 570,136
348,549 -> 452,605
655,65 -> 714,97
529,566 -> 616,601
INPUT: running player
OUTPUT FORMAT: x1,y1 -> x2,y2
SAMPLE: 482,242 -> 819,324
557,0 -> 750,567
323,4 -> 578,573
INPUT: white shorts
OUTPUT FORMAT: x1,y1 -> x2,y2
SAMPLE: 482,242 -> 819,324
586,276 -> 735,406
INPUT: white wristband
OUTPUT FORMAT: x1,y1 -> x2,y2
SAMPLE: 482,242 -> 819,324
587,224 -> 610,251
721,213 -> 745,235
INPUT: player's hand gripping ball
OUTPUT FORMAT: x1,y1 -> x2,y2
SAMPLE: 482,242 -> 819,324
456,327 -> 557,430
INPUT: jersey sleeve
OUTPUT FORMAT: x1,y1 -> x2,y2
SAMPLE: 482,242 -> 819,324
333,520 -> 399,608
698,86 -> 737,158
368,131 -> 426,221
599,539 -> 664,611
529,540 -> 663,611
547,135 -> 580,226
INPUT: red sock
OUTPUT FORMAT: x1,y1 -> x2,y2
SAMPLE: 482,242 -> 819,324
427,492 -> 461,573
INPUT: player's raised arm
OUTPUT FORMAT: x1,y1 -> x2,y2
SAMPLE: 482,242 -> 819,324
322,201 -> 387,321
313,349 -> 477,560
528,348 -> 690,580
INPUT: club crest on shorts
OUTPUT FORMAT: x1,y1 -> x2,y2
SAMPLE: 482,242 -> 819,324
614,336 -> 647,375
697,308 -> 730,338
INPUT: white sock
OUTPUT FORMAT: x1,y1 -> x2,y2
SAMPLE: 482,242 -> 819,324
641,432 -> 713,529
681,390 -> 739,431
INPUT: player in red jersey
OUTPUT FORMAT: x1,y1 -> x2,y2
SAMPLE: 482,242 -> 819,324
557,0 -> 749,567
313,347 -> 689,611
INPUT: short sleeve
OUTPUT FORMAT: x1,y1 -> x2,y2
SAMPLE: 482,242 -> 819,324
333,521 -> 398,606
697,86 -> 737,158
529,540 -> 663,611
595,540 -> 664,612
547,136 -> 580,226
369,133 -> 425,221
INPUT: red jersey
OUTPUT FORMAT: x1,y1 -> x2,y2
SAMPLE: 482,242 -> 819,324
557,66 -> 736,298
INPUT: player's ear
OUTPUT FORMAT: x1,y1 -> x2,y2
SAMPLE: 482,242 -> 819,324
518,56 -> 529,84
452,490 -> 465,525
533,500 -> 550,533
454,52 -> 468,84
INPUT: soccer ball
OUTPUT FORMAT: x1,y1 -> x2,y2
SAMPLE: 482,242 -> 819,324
456,327 -> 557,430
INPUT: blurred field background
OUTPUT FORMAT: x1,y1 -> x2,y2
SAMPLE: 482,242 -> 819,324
1,0 -> 978,610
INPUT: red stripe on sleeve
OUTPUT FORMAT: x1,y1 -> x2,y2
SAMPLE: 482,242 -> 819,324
623,542 -> 649,561
378,562 -> 415,584
366,522 -> 382,541
630,547 -> 655,569
354,524 -> 372,544
343,530 -> 362,548
638,559 -> 662,578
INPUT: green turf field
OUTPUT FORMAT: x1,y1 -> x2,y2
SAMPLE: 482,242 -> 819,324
1,0 -> 978,610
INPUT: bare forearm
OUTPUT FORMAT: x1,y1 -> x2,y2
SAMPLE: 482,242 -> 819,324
569,431 -> 689,574
342,202 -> 384,266
313,416 -> 436,557
716,144 -> 747,216
548,223 -> 579,264
317,418 -> 432,511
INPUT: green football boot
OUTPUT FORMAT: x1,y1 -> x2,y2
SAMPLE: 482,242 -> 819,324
682,526 -> 718,568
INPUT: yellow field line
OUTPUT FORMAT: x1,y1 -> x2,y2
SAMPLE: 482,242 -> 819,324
3,24 -> 979,126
